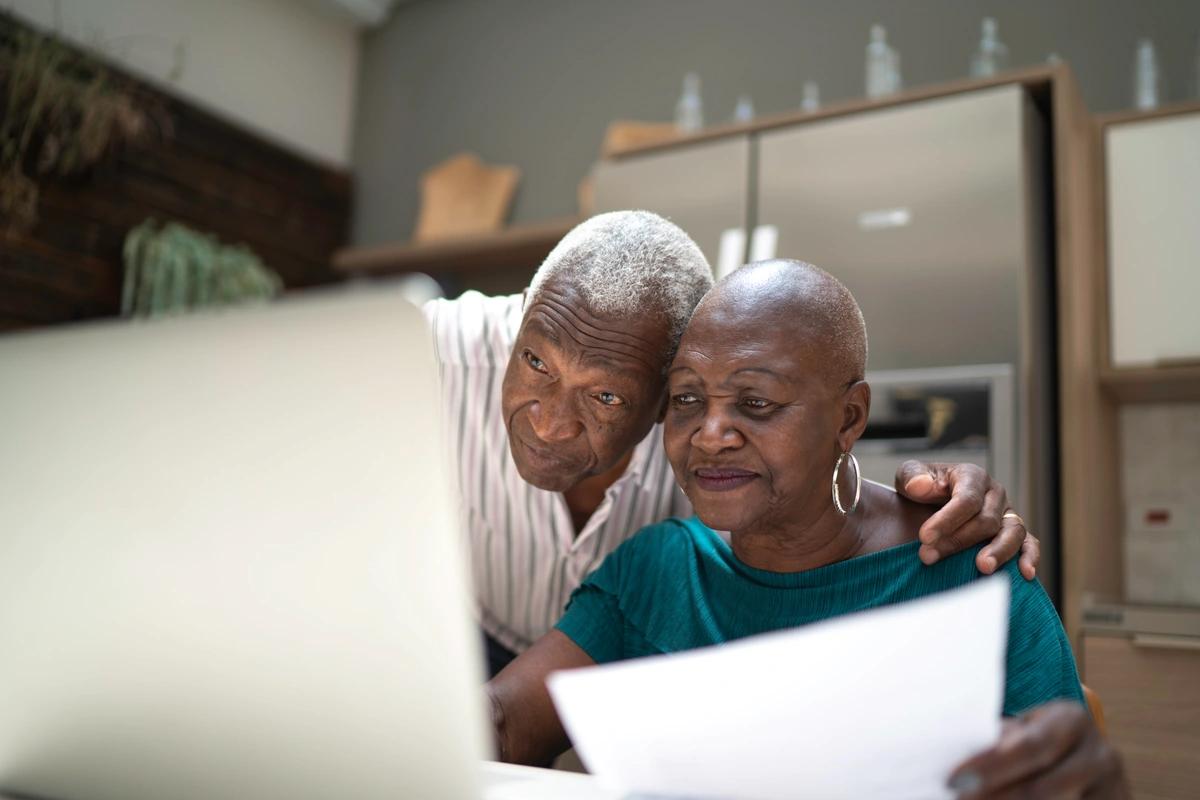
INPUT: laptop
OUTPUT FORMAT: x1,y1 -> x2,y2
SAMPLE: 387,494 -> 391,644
0,289 -> 491,800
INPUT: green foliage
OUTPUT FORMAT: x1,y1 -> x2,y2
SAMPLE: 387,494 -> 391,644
122,220 -> 283,318
1,16 -> 163,232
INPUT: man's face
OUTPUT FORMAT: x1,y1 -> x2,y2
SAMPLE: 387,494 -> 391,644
501,277 -> 673,492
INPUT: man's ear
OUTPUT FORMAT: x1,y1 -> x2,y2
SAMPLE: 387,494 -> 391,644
837,380 -> 871,453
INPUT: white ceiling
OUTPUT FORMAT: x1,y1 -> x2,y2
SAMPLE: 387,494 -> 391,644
299,0 -> 404,28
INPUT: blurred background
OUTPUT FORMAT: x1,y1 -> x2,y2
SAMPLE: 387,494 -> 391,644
1,2 -> 1198,797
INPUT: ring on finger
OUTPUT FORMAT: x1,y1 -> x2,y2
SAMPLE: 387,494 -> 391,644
1002,510 -> 1024,526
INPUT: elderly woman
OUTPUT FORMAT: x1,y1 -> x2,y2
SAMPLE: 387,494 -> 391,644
487,260 -> 1127,798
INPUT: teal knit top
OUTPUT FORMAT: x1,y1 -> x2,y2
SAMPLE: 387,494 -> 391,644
556,515 -> 1083,717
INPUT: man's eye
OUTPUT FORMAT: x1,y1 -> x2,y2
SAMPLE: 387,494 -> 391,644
595,391 -> 624,406
524,351 -> 548,373
671,393 -> 699,406
743,397 -> 772,410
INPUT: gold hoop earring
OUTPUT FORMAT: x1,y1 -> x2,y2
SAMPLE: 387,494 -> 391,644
832,451 -> 861,515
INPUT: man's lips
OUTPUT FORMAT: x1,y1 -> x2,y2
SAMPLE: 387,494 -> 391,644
515,432 -> 580,471
693,467 -> 759,492
519,435 -> 560,462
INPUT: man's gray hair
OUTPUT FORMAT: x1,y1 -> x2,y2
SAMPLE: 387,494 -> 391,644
526,210 -> 713,351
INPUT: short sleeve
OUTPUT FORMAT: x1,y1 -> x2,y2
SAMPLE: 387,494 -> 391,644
554,528 -> 638,663
1002,563 -> 1086,716
555,583 -> 625,664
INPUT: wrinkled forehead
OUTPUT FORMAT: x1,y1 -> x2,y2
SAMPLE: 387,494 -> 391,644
674,292 -> 828,379
521,282 -> 675,374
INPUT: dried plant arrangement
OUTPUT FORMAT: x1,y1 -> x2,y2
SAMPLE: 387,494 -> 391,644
0,14 -> 169,233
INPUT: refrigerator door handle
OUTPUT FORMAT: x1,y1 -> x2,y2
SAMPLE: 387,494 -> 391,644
749,224 -> 779,262
716,227 -> 747,279
1132,633 -> 1200,651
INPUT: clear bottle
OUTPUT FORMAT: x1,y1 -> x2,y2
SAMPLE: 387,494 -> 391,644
866,24 -> 901,99
1195,33 -> 1200,98
1134,39 -> 1160,110
675,72 -> 704,133
970,17 -> 1010,77
801,80 -> 820,112
732,94 -> 755,123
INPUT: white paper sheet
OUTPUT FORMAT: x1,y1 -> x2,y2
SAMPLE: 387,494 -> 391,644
547,576 -> 1010,800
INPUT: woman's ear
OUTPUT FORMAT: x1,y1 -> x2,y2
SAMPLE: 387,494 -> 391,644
837,381 -> 871,453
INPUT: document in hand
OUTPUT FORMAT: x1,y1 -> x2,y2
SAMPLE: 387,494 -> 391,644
547,577 -> 1010,800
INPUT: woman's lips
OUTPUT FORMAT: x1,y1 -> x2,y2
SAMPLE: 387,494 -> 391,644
693,467 -> 758,492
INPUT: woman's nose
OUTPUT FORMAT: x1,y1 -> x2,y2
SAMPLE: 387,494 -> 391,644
528,392 -> 583,443
691,410 -> 743,454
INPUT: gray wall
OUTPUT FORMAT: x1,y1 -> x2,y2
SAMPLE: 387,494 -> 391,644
351,0 -> 1200,246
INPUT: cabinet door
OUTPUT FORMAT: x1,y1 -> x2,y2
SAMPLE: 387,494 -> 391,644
1107,111 -> 1200,368
756,86 -> 1032,372
592,137 -> 751,275
1083,634 -> 1200,800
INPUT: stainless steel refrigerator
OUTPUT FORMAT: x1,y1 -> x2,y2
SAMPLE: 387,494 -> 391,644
593,84 -> 1059,600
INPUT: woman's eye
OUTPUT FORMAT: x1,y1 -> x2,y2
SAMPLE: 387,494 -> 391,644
671,393 -> 699,406
595,392 -> 624,406
743,397 -> 771,410
524,351 -> 548,373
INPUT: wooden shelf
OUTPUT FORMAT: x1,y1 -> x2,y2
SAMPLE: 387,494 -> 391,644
1101,364 -> 1200,403
332,217 -> 578,278
1096,99 -> 1200,129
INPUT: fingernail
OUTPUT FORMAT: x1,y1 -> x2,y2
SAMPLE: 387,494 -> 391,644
906,474 -> 935,493
948,770 -> 981,795
982,556 -> 997,572
920,547 -> 940,565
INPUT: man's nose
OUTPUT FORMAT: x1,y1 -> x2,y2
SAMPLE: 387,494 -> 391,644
691,408 -> 743,454
528,390 -> 584,443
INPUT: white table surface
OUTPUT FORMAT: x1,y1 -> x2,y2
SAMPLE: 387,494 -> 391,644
0,762 -> 622,800
481,760 -> 624,800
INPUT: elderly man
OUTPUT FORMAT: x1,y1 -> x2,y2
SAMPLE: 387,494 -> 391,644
425,211 -> 1039,677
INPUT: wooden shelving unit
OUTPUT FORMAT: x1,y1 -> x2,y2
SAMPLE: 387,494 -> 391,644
332,217 -> 578,281
1100,364 -> 1200,403
1073,102 -> 1200,799
1064,102 -> 1200,635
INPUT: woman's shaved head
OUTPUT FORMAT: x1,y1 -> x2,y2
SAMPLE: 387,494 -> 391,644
665,259 -> 872,535
693,259 -> 868,388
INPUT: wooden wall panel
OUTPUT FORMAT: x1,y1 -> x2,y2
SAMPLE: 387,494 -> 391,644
0,14 -> 352,332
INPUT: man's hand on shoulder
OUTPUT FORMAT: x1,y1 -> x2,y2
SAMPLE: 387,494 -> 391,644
895,460 -> 1039,580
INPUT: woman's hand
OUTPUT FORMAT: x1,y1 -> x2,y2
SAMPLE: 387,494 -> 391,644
895,460 -> 1039,579
948,702 -> 1129,799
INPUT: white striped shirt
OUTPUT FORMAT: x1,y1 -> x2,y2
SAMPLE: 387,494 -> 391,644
425,291 -> 691,653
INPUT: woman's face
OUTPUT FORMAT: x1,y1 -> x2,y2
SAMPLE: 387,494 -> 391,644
663,298 -> 864,535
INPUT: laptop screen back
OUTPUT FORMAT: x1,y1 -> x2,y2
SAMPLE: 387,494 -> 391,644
0,289 -> 489,800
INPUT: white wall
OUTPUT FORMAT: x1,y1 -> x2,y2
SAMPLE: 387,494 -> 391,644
5,0 -> 360,167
